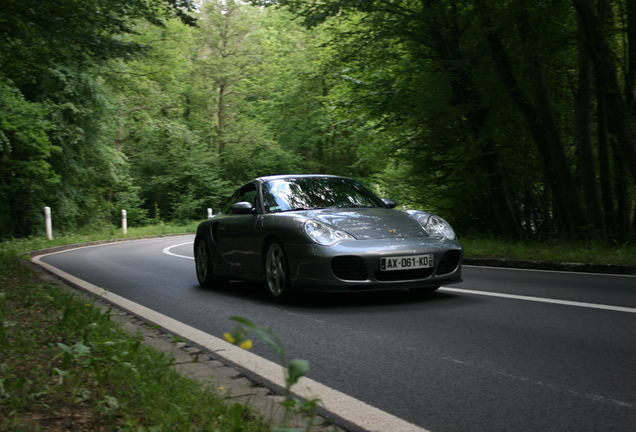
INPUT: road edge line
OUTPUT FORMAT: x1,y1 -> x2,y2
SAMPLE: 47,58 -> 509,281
440,287 -> 636,313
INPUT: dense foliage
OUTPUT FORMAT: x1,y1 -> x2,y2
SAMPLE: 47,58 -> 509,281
0,0 -> 198,236
1,0 -> 635,243
255,0 -> 636,241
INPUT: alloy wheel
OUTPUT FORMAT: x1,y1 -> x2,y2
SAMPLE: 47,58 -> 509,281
195,239 -> 209,285
265,242 -> 287,297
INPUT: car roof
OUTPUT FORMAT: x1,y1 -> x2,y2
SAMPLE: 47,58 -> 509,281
253,174 -> 352,184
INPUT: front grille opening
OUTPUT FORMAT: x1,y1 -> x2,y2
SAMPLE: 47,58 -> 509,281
436,250 -> 461,275
331,256 -> 367,281
373,267 -> 435,281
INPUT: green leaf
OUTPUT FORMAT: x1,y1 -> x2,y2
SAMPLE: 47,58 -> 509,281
287,358 -> 309,387
57,342 -> 73,355
253,328 -> 284,356
73,342 -> 91,357
230,316 -> 255,328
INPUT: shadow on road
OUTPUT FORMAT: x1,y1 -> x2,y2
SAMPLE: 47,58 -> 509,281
194,279 -> 478,311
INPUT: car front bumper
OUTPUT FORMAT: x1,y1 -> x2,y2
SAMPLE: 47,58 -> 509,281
285,237 -> 463,292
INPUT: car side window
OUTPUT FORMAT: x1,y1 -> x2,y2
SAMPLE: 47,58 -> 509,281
242,190 -> 257,206
221,184 -> 257,214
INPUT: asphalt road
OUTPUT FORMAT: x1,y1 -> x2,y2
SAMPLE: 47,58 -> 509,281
38,235 -> 636,432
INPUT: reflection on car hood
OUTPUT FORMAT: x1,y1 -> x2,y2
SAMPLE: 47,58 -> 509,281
299,208 -> 428,240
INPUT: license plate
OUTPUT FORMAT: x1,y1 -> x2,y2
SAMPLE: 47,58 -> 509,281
380,254 -> 434,271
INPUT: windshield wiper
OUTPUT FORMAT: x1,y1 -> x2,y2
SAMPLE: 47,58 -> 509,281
279,207 -> 325,212
330,204 -> 375,209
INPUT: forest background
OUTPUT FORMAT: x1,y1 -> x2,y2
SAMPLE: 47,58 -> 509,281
1,0 -> 636,246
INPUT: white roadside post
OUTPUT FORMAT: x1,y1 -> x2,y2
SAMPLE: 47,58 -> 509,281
122,210 -> 128,234
44,206 -> 52,240
207,208 -> 213,219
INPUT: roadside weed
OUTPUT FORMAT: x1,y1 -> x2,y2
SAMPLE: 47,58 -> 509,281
226,316 -> 322,432
0,248 -> 270,431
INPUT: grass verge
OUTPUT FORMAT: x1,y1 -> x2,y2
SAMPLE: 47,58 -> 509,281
1,224 -> 270,432
460,236 -> 636,266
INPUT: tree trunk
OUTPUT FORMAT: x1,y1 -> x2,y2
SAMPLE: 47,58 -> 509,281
626,0 -> 636,114
613,143 -> 631,239
218,82 -> 226,153
596,89 -> 617,236
574,0 -> 636,184
575,11 -> 605,233
426,1 -> 522,237
515,3 -> 587,234
475,0 -> 585,235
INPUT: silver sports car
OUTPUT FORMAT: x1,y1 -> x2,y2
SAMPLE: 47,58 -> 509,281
194,174 -> 462,300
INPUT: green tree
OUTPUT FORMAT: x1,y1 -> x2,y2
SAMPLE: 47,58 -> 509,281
255,0 -> 636,241
244,8 -> 382,178
106,19 -> 230,221
0,0 -> 197,237
0,78 -> 57,238
127,119 -> 227,221
194,0 -> 266,154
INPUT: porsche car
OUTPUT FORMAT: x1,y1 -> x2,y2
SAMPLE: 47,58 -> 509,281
194,174 -> 462,300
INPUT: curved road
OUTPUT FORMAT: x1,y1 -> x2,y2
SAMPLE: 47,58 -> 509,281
35,235 -> 636,432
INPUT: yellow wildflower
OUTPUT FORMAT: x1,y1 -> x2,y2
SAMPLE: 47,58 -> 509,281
223,332 -> 235,344
239,339 -> 253,350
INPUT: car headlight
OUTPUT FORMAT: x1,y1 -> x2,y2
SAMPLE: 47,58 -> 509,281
425,215 -> 456,240
408,211 -> 456,241
304,220 -> 355,246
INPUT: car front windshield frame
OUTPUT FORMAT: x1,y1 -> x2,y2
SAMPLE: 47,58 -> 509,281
262,177 -> 386,214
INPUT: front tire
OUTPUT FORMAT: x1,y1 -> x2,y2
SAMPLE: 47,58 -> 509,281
195,237 -> 218,288
265,240 -> 293,301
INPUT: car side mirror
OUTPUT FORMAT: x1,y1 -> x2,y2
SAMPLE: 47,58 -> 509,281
382,198 -> 397,209
230,201 -> 256,214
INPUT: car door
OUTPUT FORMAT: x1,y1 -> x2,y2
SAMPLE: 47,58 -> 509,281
216,184 -> 262,274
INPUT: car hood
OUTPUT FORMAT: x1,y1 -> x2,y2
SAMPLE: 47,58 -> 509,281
299,208 -> 429,240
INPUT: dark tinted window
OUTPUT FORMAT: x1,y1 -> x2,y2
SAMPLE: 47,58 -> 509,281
262,177 -> 385,213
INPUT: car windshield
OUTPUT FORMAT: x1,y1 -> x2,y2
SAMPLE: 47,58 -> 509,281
262,177 -> 386,213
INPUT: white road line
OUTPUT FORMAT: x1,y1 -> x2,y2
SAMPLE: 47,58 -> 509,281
463,264 -> 636,278
162,242 -> 194,260
162,241 -> 635,314
32,252 -> 429,432
440,287 -> 636,314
